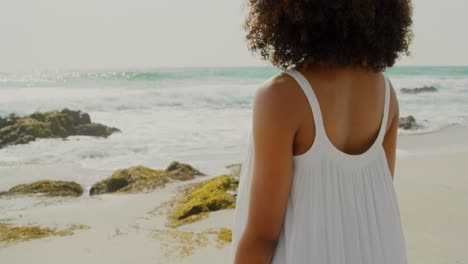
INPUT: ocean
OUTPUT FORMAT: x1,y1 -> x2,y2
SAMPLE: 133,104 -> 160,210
1,66 -> 467,174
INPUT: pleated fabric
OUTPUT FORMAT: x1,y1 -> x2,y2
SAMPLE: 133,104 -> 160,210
231,69 -> 408,264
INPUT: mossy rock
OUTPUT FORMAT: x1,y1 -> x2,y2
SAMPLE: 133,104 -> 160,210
0,108 -> 120,149
1,180 -> 83,197
75,123 -> 120,138
225,163 -> 242,178
167,212 -> 210,228
89,166 -> 171,195
46,111 -> 77,137
106,175 -> 130,192
398,115 -> 421,130
165,161 -> 204,181
90,162 -> 205,195
0,113 -> 20,129
0,117 -> 54,146
170,175 -> 239,224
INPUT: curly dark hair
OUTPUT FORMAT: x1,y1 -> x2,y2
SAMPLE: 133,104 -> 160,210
244,0 -> 413,72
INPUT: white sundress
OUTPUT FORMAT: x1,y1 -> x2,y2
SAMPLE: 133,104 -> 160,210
231,69 -> 408,264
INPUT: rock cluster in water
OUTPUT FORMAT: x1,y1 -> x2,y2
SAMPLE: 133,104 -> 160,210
398,115 -> 420,130
0,108 -> 120,149
400,86 -> 438,94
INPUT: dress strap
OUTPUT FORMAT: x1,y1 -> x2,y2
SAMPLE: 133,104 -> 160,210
284,68 -> 326,138
376,75 -> 391,144
285,69 -> 391,148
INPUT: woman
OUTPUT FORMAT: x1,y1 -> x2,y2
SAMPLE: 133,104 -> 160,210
232,1 -> 413,263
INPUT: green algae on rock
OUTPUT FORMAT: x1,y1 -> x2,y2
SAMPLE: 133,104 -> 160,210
225,163 -> 242,178
166,212 -> 210,228
0,108 -> 120,149
165,161 -> 204,181
90,166 -> 170,195
89,161 -> 204,195
1,180 -> 83,197
74,123 -> 119,137
169,175 -> 238,225
0,113 -> 20,130
0,223 -> 89,244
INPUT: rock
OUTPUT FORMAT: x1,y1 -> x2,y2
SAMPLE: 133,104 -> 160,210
165,161 -> 204,181
0,108 -> 120,149
46,111 -> 77,137
401,86 -> 438,94
0,113 -> 20,129
90,166 -> 171,195
78,112 -> 91,125
75,123 -> 120,138
106,176 -> 131,193
0,117 -> 53,147
1,180 -> 83,197
227,189 -> 237,198
29,112 -> 47,122
225,163 -> 242,178
0,118 -> 47,147
90,162 -> 205,195
398,115 -> 418,130
169,175 -> 239,224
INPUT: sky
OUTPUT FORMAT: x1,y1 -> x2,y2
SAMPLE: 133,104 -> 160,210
0,0 -> 467,72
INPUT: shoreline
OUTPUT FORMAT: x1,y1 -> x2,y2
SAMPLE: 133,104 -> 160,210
1,124 -> 467,190
397,124 -> 468,157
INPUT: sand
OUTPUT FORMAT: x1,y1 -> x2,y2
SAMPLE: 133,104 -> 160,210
1,126 -> 468,263
395,152 -> 468,264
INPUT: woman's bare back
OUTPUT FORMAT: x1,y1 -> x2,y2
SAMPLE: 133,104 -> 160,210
282,67 -> 399,176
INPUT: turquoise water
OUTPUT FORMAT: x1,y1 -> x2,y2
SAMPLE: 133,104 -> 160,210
386,66 -> 468,76
0,66 -> 467,170
1,66 -> 467,130
2,66 -> 468,88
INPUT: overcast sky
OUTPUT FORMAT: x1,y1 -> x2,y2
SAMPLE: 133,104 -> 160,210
0,0 -> 467,72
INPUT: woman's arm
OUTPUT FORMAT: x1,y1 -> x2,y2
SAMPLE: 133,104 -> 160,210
234,77 -> 297,263
382,81 -> 399,180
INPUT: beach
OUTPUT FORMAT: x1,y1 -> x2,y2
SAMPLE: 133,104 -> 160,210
1,67 -> 468,263
397,155 -> 468,264
0,0 -> 466,259
0,125 -> 466,263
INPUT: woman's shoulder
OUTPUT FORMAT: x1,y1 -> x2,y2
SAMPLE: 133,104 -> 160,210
254,72 -> 309,113
252,72 -> 309,133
